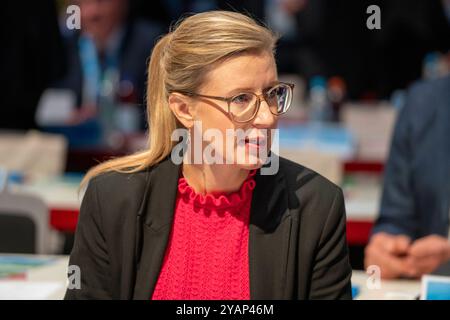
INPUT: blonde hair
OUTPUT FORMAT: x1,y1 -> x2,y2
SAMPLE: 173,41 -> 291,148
80,10 -> 278,188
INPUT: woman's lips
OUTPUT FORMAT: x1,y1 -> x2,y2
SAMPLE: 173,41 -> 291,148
244,137 -> 267,148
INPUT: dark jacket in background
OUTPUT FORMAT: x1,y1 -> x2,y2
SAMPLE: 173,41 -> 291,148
65,156 -> 352,299
372,75 -> 450,238
57,20 -> 163,114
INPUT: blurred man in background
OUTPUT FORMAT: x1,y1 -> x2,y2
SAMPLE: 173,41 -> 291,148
46,0 -> 163,144
365,75 -> 450,279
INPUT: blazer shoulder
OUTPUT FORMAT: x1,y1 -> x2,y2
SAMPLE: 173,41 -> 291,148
278,156 -> 346,251
87,169 -> 149,194
277,156 -> 343,217
83,169 -> 150,216
278,156 -> 341,195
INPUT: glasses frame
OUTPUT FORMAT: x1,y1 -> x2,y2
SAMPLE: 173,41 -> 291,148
174,82 -> 295,123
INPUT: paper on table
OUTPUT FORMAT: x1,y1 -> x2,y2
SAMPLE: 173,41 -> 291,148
0,256 -> 57,279
0,281 -> 64,300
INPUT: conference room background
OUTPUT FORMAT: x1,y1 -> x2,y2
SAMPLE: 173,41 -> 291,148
0,0 -> 449,301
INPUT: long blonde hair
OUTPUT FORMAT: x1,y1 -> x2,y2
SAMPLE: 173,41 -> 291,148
81,11 -> 278,187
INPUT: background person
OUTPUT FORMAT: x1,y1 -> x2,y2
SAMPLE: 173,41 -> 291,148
365,75 -> 450,279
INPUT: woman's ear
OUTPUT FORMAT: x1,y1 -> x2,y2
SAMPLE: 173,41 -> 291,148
168,93 -> 195,128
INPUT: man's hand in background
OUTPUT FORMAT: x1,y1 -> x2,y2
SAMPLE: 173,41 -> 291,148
406,235 -> 450,277
364,232 -> 415,279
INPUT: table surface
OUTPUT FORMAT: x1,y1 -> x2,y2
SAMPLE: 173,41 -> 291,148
351,270 -> 421,300
0,254 -> 69,300
0,254 -> 422,300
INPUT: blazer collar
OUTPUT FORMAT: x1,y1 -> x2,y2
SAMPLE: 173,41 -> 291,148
133,156 -> 290,299
248,166 -> 291,299
133,157 -> 180,299
142,157 -> 181,229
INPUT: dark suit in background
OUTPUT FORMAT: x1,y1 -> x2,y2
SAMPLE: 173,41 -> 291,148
56,19 -> 163,114
372,75 -> 450,238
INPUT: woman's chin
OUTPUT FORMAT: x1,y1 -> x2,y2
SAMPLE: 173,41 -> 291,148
236,156 -> 266,170
238,163 -> 263,171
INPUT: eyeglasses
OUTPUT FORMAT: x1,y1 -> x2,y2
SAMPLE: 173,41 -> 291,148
175,82 -> 295,123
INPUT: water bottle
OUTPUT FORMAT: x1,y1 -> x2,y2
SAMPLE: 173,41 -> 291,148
309,76 -> 331,123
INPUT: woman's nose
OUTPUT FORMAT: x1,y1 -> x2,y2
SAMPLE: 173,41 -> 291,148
253,100 -> 276,127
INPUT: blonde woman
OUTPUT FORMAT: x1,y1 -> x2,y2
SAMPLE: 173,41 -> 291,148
65,11 -> 352,300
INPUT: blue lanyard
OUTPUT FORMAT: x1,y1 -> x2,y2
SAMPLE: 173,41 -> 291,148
79,32 -> 122,105
79,35 -> 100,105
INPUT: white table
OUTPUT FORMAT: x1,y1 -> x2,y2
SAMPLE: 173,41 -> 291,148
0,254 -> 69,300
0,255 -> 423,300
352,270 -> 421,300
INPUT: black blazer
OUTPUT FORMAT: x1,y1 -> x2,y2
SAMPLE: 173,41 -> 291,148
64,155 -> 352,300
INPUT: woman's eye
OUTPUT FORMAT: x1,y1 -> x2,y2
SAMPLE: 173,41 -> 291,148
232,94 -> 252,104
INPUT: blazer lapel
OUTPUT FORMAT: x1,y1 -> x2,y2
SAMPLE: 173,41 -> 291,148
133,157 -> 181,299
249,168 -> 292,299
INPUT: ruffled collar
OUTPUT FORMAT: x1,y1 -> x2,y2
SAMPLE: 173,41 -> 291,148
177,170 -> 257,209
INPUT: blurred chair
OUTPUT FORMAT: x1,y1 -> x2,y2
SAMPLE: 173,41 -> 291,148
0,191 -> 58,254
341,102 -> 397,161
0,130 -> 67,179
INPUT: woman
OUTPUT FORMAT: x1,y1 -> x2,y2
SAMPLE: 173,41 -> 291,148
65,11 -> 352,300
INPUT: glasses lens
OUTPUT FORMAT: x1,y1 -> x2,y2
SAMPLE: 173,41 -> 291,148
229,93 -> 258,122
228,84 -> 293,122
267,84 -> 292,115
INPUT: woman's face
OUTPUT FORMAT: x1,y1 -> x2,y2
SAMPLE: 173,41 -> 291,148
190,50 -> 278,170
